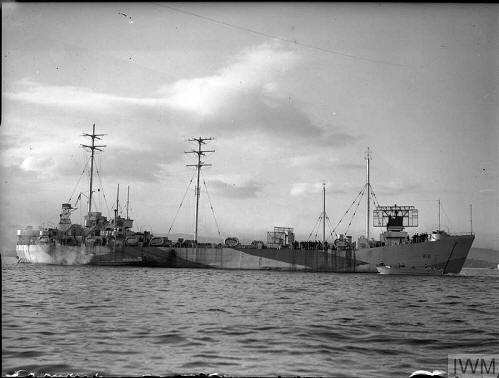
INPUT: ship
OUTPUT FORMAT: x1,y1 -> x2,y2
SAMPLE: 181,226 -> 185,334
16,128 -> 474,274
15,124 -> 172,266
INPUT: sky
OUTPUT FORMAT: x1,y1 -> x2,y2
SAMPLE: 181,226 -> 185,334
1,2 -> 498,250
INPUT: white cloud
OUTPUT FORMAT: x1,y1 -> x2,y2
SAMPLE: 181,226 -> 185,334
157,42 -> 299,116
6,81 -> 165,110
205,174 -> 262,199
6,42 -> 299,117
3,41 -> 355,187
290,182 -> 325,196
20,156 -> 55,171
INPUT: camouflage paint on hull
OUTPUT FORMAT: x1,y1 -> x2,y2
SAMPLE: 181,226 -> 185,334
15,234 -> 474,275
15,243 -> 358,271
165,247 -> 358,271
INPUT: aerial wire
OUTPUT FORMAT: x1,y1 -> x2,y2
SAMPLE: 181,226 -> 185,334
149,2 -> 410,68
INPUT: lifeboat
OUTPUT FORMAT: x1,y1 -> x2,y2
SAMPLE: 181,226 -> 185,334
224,237 -> 239,247
150,237 -> 165,247
125,237 -> 139,246
38,236 -> 50,243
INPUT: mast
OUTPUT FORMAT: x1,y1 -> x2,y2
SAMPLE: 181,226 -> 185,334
470,203 -> 473,234
114,184 -> 120,225
126,186 -> 130,219
185,137 -> 215,245
365,147 -> 372,240
322,182 -> 326,245
81,124 -> 106,214
438,199 -> 441,231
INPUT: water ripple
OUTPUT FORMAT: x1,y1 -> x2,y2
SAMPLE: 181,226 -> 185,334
2,263 -> 499,377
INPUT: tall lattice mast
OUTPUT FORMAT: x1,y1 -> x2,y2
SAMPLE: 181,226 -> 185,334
185,137 -> 215,245
81,124 -> 106,214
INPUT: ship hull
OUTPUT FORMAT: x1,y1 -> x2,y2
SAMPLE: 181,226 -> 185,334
16,234 -> 474,275
355,234 -> 474,274
16,243 -> 145,266
165,246 -> 357,271
15,243 -> 357,271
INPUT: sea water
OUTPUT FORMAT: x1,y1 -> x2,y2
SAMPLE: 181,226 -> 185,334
2,257 -> 499,377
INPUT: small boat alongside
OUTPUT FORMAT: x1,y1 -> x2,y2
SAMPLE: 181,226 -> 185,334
377,264 -> 444,275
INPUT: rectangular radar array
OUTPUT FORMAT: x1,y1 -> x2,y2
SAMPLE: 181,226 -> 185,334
373,205 -> 418,227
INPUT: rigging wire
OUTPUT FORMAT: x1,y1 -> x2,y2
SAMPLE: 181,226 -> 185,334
97,152 -> 103,214
313,216 -> 322,241
68,156 -> 91,203
325,214 -> 338,241
329,184 -> 367,234
149,2 -> 409,68
306,214 -> 323,241
201,171 -> 223,243
95,165 -> 111,219
439,202 -> 454,232
345,185 -> 366,235
369,185 -> 381,208
168,170 -> 197,234
314,219 -> 322,240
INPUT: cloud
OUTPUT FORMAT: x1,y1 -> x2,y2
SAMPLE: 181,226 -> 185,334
19,156 -> 55,172
289,182 -> 349,196
157,42 -> 298,116
205,175 -> 262,199
169,43 -> 356,145
290,182 -> 324,197
99,147 -> 182,183
5,42 -> 297,116
6,78 -> 164,111
6,42 -> 356,148
1,123 -> 185,184
3,42 -> 357,190
1,129 -> 82,180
